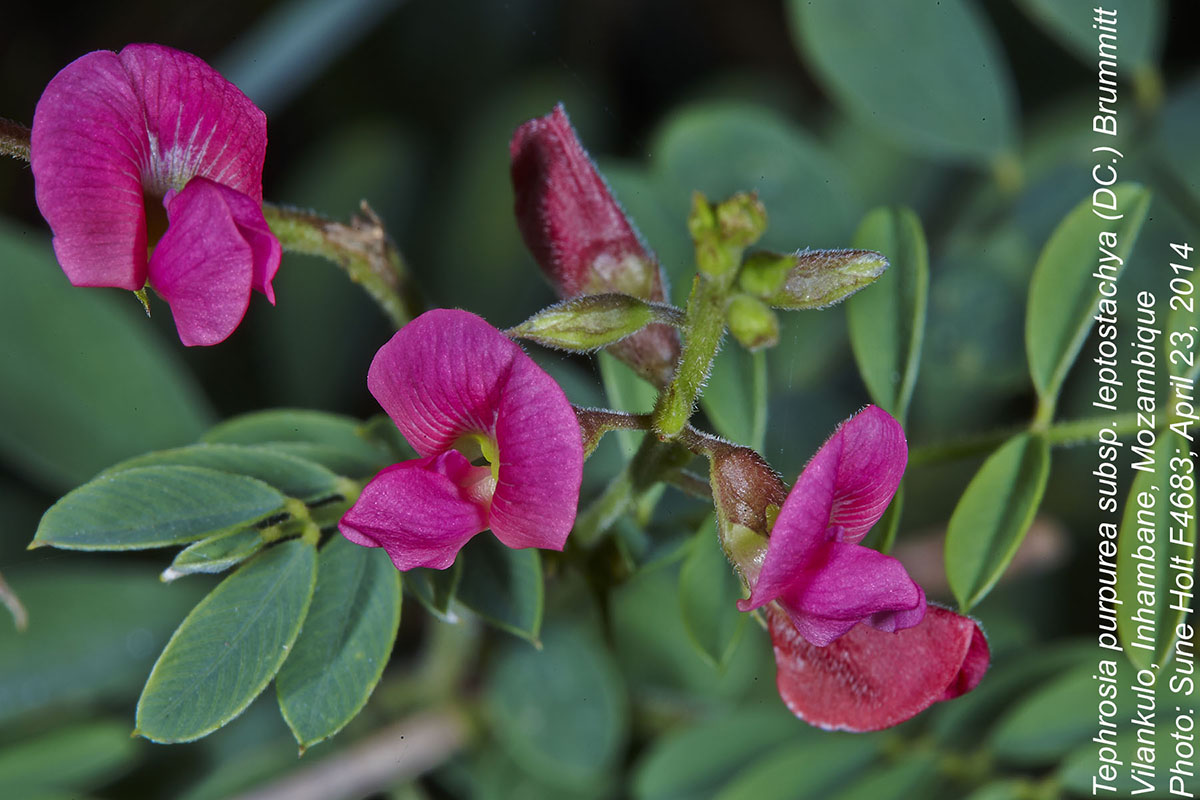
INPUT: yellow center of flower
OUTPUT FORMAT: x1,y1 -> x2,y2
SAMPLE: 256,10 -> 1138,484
455,432 -> 501,482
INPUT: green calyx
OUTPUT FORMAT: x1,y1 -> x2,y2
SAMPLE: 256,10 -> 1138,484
751,248 -> 889,311
506,293 -> 683,353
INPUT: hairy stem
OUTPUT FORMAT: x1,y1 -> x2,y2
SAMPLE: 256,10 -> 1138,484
665,469 -> 713,501
263,202 -> 420,330
0,118 -> 30,161
653,272 -> 734,438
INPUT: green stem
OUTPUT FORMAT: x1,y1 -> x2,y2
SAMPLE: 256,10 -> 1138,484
263,202 -> 419,330
664,469 -> 713,501
0,118 -> 30,161
1032,393 -> 1056,430
653,273 -> 734,438
750,349 -> 768,452
573,434 -> 695,547
909,411 -> 1141,467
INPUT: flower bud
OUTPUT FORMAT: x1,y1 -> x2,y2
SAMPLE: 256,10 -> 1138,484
689,192 -> 767,278
510,105 -> 680,385
707,442 -> 787,584
507,293 -> 683,353
741,248 -> 888,310
726,293 -> 779,351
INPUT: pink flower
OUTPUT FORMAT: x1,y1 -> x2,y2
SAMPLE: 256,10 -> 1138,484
769,603 -> 989,732
737,405 -> 926,646
709,407 -> 989,730
31,44 -> 280,346
339,309 -> 584,570
510,104 -> 680,386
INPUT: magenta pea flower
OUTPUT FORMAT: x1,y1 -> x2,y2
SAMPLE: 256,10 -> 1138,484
339,309 -> 584,570
769,602 -> 989,731
511,104 -> 680,386
31,44 -> 280,346
738,405 -> 926,647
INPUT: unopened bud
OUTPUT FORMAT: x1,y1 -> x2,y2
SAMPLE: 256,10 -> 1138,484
508,294 -> 683,353
689,191 -> 767,278
716,193 -> 767,249
708,442 -> 787,583
510,104 -> 680,385
726,294 -> 779,351
747,249 -> 888,310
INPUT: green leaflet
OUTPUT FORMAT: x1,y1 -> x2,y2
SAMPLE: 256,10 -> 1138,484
407,558 -> 463,624
631,708 -> 798,800
827,754 -> 940,800
1025,184 -> 1150,411
257,442 -> 390,481
788,0 -> 1016,162
486,625 -> 628,791
456,534 -> 544,643
0,720 -> 138,795
277,536 -> 401,750
945,434 -> 1050,611
0,218 -> 212,490
702,343 -> 763,450
33,466 -> 287,551
846,206 -> 929,421
0,565 -> 207,725
105,443 -> 343,502
1015,0 -> 1163,72
714,735 -> 883,800
163,528 -> 268,581
203,409 -> 390,475
135,539 -> 317,743
678,517 -> 746,669
988,665 -> 1095,766
652,103 -> 857,251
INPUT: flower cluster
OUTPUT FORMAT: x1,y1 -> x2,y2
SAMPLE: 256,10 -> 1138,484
32,44 -> 279,346
26,45 -> 988,732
